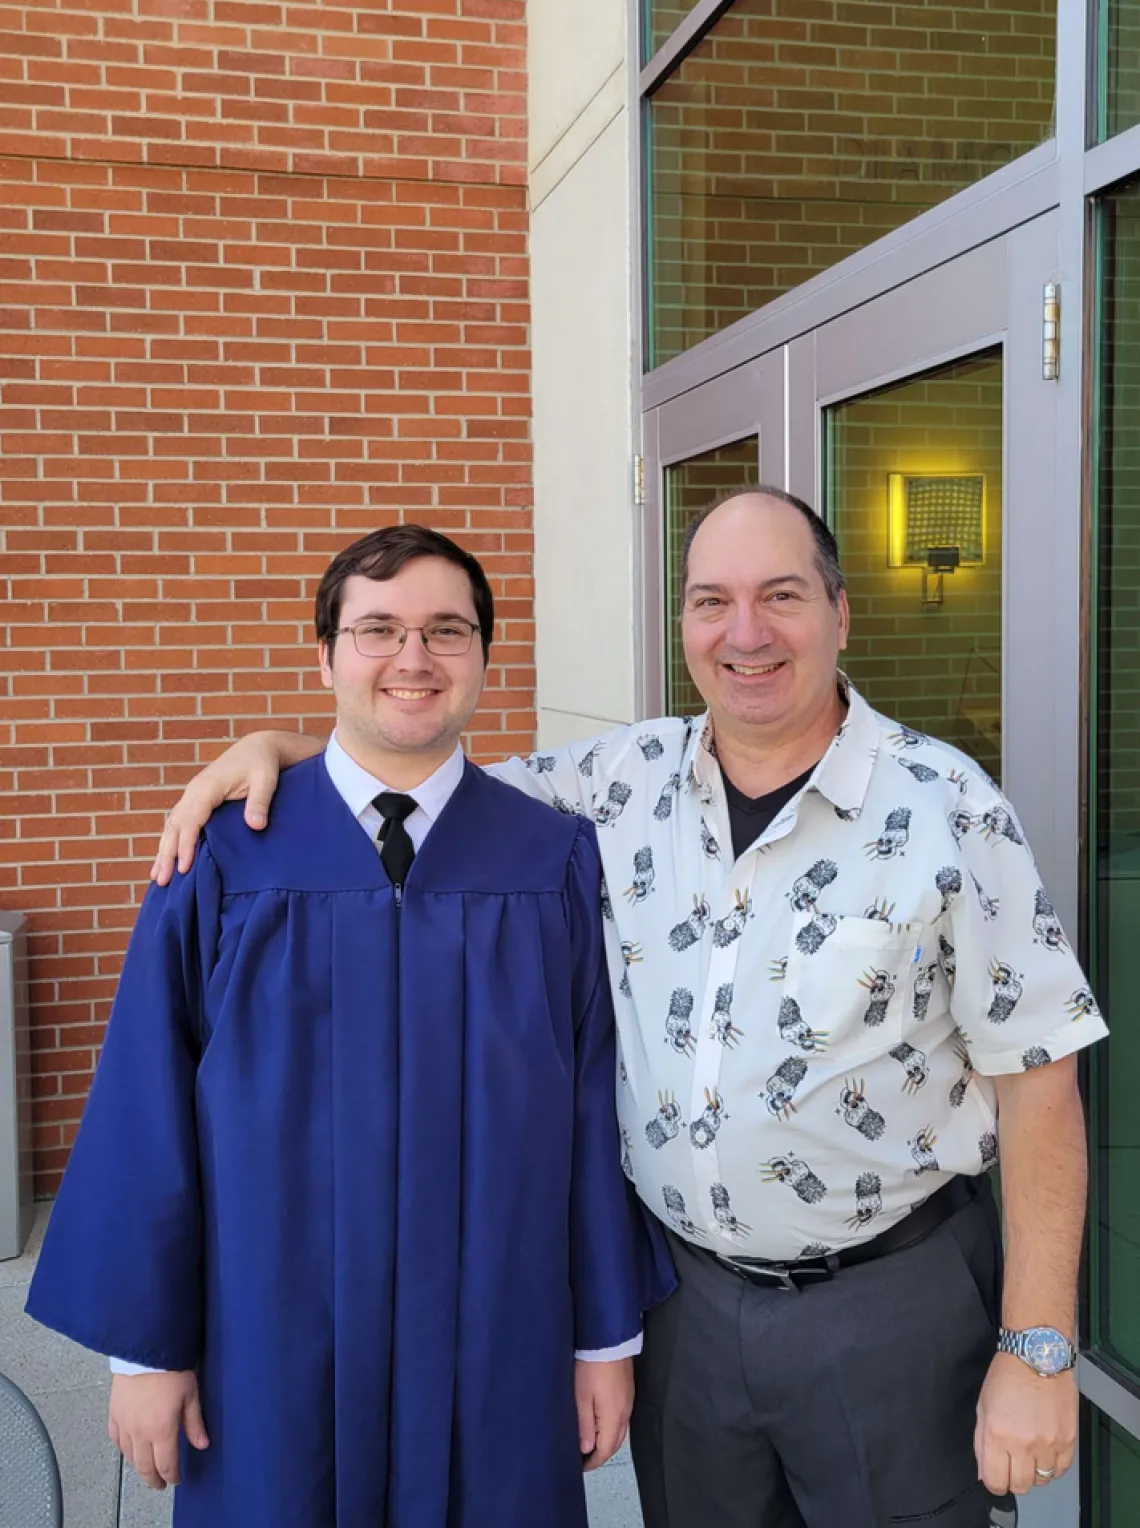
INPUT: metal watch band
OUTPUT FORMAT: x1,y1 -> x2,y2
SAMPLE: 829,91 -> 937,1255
998,1328 -> 1021,1359
997,1327 -> 1076,1373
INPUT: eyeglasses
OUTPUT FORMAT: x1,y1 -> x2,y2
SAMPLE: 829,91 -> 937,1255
335,619 -> 480,658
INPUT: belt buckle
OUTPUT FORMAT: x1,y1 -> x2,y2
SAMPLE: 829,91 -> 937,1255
738,1261 -> 804,1293
764,1261 -> 833,1293
718,1254 -> 833,1293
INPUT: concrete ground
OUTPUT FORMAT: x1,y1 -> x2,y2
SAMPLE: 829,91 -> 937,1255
2,1203 -> 642,1528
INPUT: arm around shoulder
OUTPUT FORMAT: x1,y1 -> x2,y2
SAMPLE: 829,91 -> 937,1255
151,728 -> 324,884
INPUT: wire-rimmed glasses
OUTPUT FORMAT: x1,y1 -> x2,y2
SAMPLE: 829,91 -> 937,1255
335,619 -> 479,658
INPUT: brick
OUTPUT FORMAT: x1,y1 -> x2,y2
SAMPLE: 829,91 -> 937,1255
0,3 -> 535,1194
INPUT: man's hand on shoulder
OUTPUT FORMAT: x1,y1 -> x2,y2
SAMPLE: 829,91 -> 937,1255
151,730 -> 323,885
108,1371 -> 210,1490
575,1357 -> 634,1473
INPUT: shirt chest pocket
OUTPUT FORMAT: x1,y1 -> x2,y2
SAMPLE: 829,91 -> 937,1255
784,911 -> 925,1064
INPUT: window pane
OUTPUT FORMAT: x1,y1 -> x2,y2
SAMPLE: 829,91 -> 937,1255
1102,0 -> 1140,140
825,350 -> 1003,781
645,0 -> 704,60
1092,183 -> 1140,1384
648,0 -> 1056,367
663,436 -> 758,715
1093,1413 -> 1140,1524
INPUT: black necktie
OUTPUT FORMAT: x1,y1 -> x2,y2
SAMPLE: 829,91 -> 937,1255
373,792 -> 417,889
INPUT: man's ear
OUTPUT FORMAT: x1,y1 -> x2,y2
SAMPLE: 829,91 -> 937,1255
318,638 -> 334,691
836,589 -> 851,652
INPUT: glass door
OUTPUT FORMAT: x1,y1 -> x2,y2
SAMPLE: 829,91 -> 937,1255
641,351 -> 783,716
798,215 -> 1073,924
647,215 -> 1069,887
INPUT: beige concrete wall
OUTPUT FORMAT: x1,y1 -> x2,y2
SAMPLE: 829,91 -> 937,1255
528,0 -> 639,746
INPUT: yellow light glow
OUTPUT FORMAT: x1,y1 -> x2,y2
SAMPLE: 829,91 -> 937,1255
886,472 -> 986,568
887,473 -> 907,568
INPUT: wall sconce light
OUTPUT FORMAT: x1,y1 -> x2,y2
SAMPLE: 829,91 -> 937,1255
887,473 -> 985,609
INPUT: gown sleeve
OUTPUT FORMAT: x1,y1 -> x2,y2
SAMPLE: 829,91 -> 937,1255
24,841 -> 221,1372
564,823 -> 676,1351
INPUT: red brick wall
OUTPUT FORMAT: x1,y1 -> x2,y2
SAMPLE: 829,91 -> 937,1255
0,0 -> 531,1196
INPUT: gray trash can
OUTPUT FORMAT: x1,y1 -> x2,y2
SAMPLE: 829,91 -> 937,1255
0,912 -> 34,1260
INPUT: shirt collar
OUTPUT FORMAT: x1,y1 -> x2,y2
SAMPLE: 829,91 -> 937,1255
684,673 -> 880,814
323,731 -> 466,828
682,713 -> 719,803
809,677 -> 880,812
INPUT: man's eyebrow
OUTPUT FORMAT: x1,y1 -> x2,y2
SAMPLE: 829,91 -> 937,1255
685,574 -> 812,596
348,609 -> 476,623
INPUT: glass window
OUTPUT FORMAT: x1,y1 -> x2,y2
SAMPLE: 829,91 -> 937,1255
663,435 -> 758,715
647,0 -> 1056,368
1092,1414 -> 1140,1525
1100,0 -> 1140,141
645,0 -> 704,61
824,349 -> 1004,781
1091,181 -> 1140,1387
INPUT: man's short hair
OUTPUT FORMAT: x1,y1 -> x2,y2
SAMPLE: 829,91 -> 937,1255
315,524 -> 495,661
679,483 -> 847,609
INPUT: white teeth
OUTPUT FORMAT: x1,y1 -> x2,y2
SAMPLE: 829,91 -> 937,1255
728,663 -> 780,676
387,689 -> 434,700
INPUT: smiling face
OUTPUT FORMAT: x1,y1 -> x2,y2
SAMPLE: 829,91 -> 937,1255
681,494 -> 849,750
319,559 -> 486,783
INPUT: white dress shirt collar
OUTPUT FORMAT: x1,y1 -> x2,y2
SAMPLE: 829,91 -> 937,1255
324,731 -> 466,852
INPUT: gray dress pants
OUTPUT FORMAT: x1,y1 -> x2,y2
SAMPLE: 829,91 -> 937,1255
631,1179 -> 1013,1528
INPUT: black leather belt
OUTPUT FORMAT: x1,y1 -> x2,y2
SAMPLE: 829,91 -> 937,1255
709,1174 -> 982,1293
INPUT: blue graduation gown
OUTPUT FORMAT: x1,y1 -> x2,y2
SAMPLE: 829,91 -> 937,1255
27,757 -> 674,1528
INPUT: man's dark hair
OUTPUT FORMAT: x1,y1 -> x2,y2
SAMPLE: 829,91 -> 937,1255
679,483 -> 847,608
315,524 -> 495,661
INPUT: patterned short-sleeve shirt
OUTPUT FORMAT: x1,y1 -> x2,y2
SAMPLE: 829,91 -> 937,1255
489,682 -> 1107,1260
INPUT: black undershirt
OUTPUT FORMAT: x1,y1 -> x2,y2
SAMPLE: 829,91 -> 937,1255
721,762 -> 820,862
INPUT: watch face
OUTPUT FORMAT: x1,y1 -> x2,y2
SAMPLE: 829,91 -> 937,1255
1023,1327 -> 1072,1375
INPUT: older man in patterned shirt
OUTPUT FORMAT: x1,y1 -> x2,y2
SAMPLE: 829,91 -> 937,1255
155,490 -> 1106,1528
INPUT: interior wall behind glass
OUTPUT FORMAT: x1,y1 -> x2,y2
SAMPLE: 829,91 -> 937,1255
646,0 -> 703,59
1103,0 -> 1140,140
827,351 -> 1003,781
664,435 -> 759,715
1092,183 -> 1140,1382
649,0 -> 1055,367
1099,191 -> 1140,848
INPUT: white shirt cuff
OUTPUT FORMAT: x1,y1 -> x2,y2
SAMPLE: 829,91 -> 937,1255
574,1332 -> 643,1362
109,1357 -> 167,1376
112,1334 -> 644,1373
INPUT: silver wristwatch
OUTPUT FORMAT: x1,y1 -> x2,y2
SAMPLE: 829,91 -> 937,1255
997,1326 -> 1076,1377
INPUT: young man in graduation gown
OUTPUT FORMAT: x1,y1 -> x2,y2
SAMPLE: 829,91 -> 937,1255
27,525 -> 674,1528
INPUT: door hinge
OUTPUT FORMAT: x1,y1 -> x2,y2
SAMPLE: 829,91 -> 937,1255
1043,282 -> 1060,381
634,454 -> 646,505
